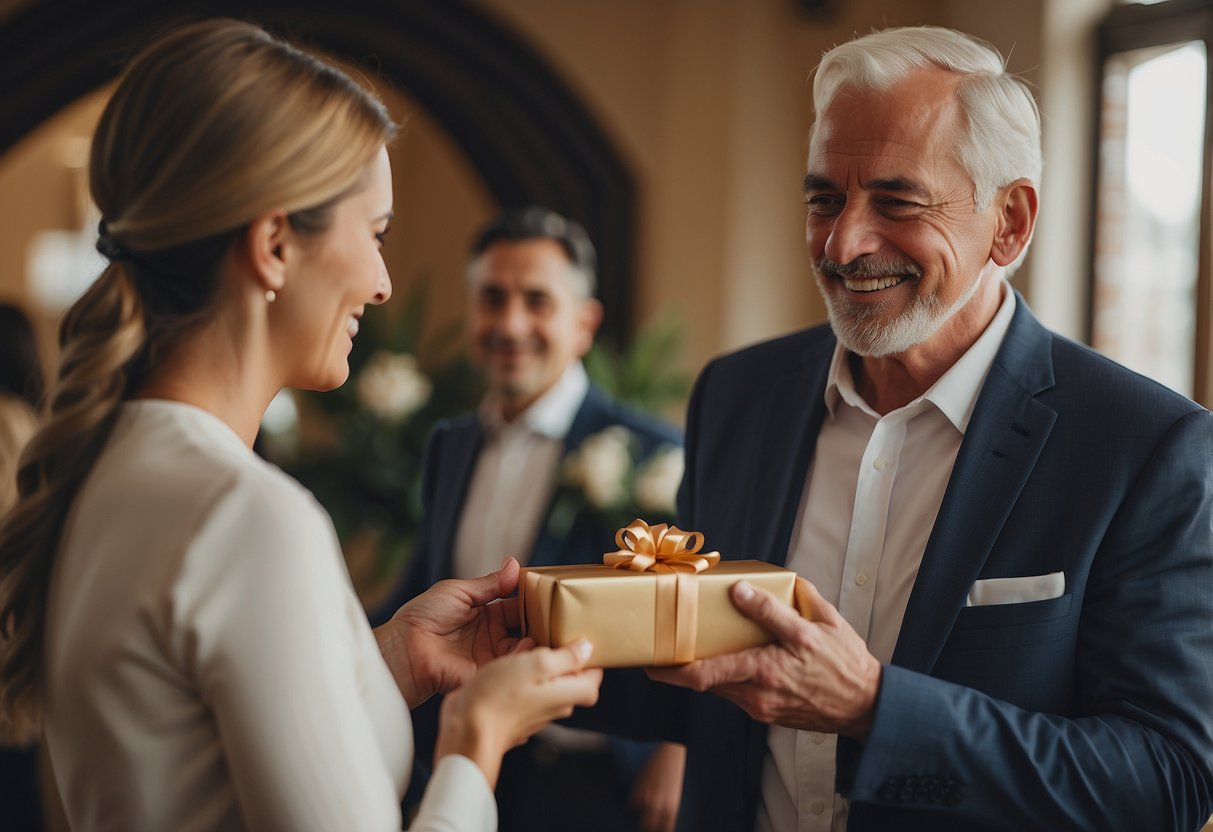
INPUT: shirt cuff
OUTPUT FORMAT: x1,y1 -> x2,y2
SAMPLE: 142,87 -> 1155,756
409,754 -> 496,832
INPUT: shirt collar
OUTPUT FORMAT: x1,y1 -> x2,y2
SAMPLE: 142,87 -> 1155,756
480,361 -> 589,440
824,281 -> 1016,432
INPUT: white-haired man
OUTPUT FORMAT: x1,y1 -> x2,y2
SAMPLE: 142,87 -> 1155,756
587,26 -> 1213,831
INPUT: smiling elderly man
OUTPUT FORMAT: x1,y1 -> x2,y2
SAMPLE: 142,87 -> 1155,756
585,25 -> 1213,832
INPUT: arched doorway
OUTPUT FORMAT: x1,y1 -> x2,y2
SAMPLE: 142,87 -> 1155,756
0,0 -> 636,340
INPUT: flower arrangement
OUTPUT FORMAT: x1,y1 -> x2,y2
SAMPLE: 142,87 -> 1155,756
547,427 -> 685,537
354,351 -> 433,422
548,314 -> 691,536
270,281 -> 483,589
269,280 -> 690,600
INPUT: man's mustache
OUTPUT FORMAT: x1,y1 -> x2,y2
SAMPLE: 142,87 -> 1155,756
484,333 -> 542,351
815,255 -> 924,280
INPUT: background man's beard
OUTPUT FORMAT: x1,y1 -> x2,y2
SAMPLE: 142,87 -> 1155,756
815,256 -> 983,357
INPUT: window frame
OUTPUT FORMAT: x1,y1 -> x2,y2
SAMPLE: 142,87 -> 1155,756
1091,0 -> 1213,406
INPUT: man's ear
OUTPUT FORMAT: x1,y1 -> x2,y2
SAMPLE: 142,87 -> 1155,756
990,179 -> 1038,268
244,211 -> 290,293
575,297 -> 604,357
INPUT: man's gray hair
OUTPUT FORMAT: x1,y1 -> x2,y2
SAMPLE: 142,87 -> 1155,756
813,26 -> 1042,213
465,205 -> 598,299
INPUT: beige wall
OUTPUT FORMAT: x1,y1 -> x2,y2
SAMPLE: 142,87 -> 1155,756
0,91 -> 105,372
475,0 -> 1094,372
0,0 -> 1108,383
0,77 -> 496,375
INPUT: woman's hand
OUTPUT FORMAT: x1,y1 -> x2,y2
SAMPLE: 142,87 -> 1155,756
435,640 -> 603,788
374,557 -> 525,708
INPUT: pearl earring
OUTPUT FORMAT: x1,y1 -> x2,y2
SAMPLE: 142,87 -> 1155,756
265,289 -> 277,303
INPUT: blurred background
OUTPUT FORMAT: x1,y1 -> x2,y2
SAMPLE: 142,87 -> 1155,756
1,3 -> 1210,826
0,0 -> 1209,597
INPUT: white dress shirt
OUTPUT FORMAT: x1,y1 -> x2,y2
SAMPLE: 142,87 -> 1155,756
453,362 -> 589,580
43,400 -> 495,831
452,362 -> 610,753
757,284 -> 1016,832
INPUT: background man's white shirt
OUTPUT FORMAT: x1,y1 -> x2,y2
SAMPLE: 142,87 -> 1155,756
453,361 -> 589,580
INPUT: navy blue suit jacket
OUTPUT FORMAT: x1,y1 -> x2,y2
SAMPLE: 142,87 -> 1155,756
375,382 -> 682,791
588,296 -> 1213,830
382,383 -> 682,606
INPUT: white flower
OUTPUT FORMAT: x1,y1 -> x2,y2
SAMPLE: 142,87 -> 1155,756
563,426 -> 633,509
633,445 -> 684,514
355,351 -> 432,422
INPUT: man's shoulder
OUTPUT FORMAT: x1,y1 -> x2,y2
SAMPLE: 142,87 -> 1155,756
431,411 -> 480,437
577,385 -> 683,447
1043,330 -> 1206,424
702,323 -> 836,386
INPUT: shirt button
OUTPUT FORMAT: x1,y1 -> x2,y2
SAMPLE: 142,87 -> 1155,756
810,732 -> 826,744
811,801 -> 825,815
855,572 -> 869,587
873,457 -> 889,471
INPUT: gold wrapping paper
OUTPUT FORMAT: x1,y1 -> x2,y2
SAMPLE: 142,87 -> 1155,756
519,520 -> 807,668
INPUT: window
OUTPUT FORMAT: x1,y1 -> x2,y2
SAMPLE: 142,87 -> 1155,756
1092,1 -> 1213,405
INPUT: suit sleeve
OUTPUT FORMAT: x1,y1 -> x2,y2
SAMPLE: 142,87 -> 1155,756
368,424 -> 450,627
839,407 -> 1213,829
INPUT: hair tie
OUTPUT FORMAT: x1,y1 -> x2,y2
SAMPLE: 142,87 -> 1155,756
96,219 -> 131,262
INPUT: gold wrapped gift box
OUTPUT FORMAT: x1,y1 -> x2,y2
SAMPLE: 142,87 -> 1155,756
519,520 -> 808,668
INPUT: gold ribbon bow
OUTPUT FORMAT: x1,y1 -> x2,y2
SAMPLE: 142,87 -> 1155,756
603,519 -> 720,663
603,519 -> 720,573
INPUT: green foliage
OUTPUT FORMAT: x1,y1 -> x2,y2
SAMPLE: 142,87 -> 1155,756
272,280 -> 482,580
584,313 -> 692,414
269,282 -> 690,583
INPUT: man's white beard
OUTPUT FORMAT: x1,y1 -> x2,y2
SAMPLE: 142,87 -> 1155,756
818,265 -> 986,358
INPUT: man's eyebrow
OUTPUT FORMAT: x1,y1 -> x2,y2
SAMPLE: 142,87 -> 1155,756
802,174 -> 836,193
864,178 -> 932,200
802,174 -> 933,201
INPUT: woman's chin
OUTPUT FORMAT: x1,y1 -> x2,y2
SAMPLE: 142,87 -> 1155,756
298,367 -> 350,394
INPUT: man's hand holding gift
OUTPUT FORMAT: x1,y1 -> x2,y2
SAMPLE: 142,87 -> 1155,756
520,520 -> 810,668
647,576 -> 882,740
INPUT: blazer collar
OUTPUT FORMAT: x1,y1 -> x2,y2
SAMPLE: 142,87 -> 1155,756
563,384 -> 616,452
891,294 -> 1058,672
745,335 -> 836,566
526,386 -> 609,568
741,294 -> 1058,674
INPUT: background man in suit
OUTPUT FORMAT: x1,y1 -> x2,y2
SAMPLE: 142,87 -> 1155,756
377,206 -> 687,831
587,26 -> 1213,831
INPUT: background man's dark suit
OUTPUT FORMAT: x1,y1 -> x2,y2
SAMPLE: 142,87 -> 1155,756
377,382 -> 682,829
395,385 -> 680,596
590,295 -> 1213,831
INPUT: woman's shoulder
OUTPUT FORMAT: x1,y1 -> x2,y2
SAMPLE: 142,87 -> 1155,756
101,400 -> 336,563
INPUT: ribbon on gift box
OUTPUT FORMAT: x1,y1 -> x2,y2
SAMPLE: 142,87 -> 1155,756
602,519 -> 721,664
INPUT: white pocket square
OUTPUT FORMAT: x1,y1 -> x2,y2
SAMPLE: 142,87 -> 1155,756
965,572 -> 1065,607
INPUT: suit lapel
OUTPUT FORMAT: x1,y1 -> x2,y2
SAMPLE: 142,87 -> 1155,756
891,298 -> 1058,673
431,420 -> 484,579
743,341 -> 835,566
528,387 -> 612,568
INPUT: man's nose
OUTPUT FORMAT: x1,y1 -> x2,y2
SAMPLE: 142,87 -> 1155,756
497,296 -> 530,335
823,204 -> 882,266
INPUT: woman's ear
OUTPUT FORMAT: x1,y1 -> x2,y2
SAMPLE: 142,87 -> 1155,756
990,179 -> 1039,268
244,211 -> 290,294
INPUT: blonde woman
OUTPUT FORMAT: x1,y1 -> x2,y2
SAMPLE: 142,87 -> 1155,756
0,20 -> 600,832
